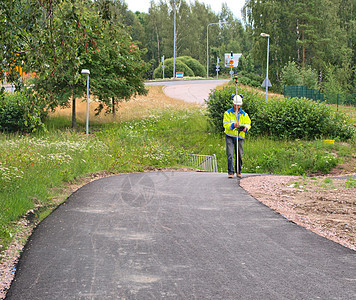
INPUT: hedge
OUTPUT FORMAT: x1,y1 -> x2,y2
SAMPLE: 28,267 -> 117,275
205,85 -> 355,141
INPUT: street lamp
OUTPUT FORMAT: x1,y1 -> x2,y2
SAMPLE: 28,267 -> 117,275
207,20 -> 227,79
81,69 -> 90,135
260,33 -> 271,101
173,0 -> 176,79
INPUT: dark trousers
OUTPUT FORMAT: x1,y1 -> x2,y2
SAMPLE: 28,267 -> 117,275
225,135 -> 243,174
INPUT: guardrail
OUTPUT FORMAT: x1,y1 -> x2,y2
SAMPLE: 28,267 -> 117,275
184,154 -> 218,172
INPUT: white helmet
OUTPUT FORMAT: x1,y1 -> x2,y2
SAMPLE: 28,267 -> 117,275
233,94 -> 243,105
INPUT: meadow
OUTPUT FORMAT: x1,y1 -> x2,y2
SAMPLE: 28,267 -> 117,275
0,85 -> 355,254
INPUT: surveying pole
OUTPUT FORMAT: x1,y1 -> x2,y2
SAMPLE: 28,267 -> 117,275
229,51 -> 234,80
234,76 -> 240,180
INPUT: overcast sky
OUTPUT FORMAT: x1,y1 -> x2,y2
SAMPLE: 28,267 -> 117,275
126,0 -> 246,21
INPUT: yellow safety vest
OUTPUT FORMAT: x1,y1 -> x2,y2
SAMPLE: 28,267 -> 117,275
223,107 -> 251,139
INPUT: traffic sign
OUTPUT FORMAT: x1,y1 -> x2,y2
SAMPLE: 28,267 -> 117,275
225,53 -> 242,68
261,77 -> 272,87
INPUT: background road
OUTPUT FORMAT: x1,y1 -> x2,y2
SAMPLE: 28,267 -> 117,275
145,79 -> 229,104
6,172 -> 355,299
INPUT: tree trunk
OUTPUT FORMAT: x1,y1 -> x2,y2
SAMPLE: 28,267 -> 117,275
72,94 -> 77,130
112,97 -> 116,117
302,27 -> 305,68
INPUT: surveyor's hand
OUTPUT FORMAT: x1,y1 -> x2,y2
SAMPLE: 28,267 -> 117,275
234,122 -> 239,128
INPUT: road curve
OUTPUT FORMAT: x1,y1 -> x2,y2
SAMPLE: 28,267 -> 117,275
146,79 -> 229,104
6,172 -> 355,299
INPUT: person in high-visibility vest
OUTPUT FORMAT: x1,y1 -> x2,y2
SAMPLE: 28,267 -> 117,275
223,94 -> 251,178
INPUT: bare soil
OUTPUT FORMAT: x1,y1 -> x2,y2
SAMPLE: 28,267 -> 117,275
240,174 -> 355,251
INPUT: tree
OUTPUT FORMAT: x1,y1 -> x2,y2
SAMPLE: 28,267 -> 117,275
84,1 -> 148,115
5,0 -> 149,128
243,0 -> 353,92
29,0 -> 93,129
280,61 -> 302,87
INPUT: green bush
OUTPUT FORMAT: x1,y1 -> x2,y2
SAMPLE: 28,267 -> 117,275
0,90 -> 47,133
178,56 -> 206,77
153,58 -> 194,79
239,77 -> 251,86
205,85 -> 263,133
237,72 -> 263,88
205,85 -> 355,140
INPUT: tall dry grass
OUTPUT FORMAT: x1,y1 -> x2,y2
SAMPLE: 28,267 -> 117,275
50,86 -> 200,124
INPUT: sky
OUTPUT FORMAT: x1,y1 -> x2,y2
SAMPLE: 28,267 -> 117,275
126,0 -> 246,21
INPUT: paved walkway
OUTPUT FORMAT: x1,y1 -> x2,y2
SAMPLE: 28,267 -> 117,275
146,79 -> 229,104
6,172 -> 356,299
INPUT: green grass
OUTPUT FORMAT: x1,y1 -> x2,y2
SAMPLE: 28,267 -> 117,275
329,104 -> 356,125
0,105 -> 355,254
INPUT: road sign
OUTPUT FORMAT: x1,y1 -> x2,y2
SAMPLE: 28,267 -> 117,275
225,53 -> 242,68
176,72 -> 184,78
261,77 -> 272,87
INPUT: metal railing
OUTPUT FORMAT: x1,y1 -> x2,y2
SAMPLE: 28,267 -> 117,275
184,154 -> 218,172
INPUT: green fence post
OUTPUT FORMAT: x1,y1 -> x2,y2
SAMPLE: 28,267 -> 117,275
337,94 -> 339,111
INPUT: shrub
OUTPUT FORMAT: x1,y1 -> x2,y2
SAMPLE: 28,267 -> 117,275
0,90 -> 47,133
237,72 -> 263,88
205,85 -> 263,133
177,56 -> 206,77
239,77 -> 251,86
205,85 -> 355,140
153,57 -> 194,79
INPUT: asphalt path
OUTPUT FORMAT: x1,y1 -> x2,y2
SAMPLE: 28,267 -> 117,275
145,79 -> 229,104
6,172 -> 356,299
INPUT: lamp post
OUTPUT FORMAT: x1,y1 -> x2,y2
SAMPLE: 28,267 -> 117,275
207,20 -> 227,79
173,0 -> 176,79
81,69 -> 90,135
260,33 -> 271,101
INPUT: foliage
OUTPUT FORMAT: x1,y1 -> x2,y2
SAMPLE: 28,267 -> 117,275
281,61 -> 319,91
280,61 -> 302,87
238,54 -> 256,74
205,85 -> 264,133
87,0 -> 148,115
205,85 -> 355,140
177,56 -> 206,77
302,66 -> 318,90
243,0 -> 354,94
238,71 -> 263,88
143,0 -> 246,75
153,56 -> 206,78
153,57 -> 194,78
1,0 -> 148,128
253,96 -> 355,140
322,61 -> 354,101
0,90 -> 47,133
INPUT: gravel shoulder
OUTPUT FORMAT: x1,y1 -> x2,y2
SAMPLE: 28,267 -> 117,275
240,174 -> 355,251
